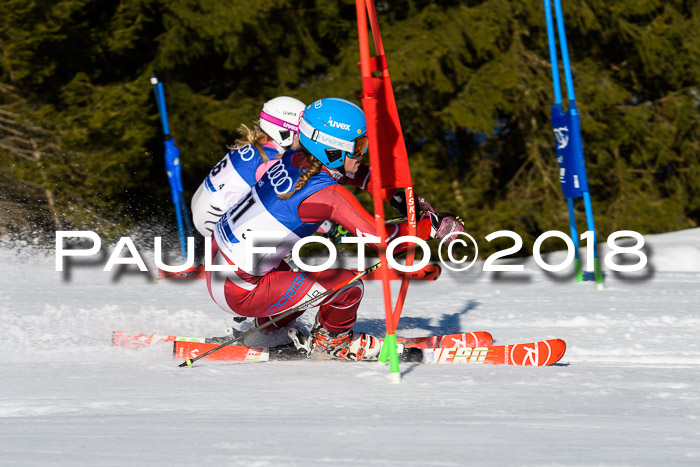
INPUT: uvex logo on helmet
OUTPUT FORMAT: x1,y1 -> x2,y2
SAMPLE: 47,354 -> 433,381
328,116 -> 351,131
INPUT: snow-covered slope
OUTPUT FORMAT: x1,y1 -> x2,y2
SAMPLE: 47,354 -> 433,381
1,230 -> 699,466
528,227 -> 700,273
639,228 -> 700,272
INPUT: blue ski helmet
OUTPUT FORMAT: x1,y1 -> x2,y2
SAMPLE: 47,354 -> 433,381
298,97 -> 368,169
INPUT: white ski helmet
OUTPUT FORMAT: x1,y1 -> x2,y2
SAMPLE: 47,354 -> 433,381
259,96 -> 306,148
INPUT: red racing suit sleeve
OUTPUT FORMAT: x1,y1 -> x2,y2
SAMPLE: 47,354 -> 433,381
342,163 -> 371,190
297,184 -> 432,251
342,163 -> 396,203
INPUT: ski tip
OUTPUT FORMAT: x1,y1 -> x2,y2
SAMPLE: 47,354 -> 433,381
546,339 -> 567,365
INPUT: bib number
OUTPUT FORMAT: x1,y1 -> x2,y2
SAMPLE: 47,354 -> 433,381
210,158 -> 228,177
229,191 -> 256,224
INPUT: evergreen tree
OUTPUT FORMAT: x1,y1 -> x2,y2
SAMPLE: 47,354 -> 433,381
0,0 -> 697,253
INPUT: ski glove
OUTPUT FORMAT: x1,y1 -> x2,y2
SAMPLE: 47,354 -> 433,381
422,211 -> 465,245
389,191 -> 434,217
323,222 -> 351,245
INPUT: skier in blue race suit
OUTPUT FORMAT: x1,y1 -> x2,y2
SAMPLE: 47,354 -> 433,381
191,96 -> 306,236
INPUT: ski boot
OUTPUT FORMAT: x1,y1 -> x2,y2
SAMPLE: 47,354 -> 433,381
289,321 -> 382,361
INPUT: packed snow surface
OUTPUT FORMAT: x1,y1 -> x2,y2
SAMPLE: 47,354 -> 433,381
1,228 -> 699,465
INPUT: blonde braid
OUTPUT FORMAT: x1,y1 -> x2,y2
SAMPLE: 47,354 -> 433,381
278,153 -> 324,200
228,123 -> 273,162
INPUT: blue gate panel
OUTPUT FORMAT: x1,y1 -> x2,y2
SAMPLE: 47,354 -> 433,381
551,102 -> 590,198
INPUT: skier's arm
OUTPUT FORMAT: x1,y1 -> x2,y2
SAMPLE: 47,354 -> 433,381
343,163 -> 372,190
343,164 -> 434,217
342,164 -> 397,205
298,185 -> 432,250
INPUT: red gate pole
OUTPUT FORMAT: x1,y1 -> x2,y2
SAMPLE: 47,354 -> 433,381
362,0 -> 418,337
356,0 -> 401,381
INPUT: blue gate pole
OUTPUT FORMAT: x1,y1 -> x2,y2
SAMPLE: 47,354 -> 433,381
583,192 -> 604,289
179,196 -> 194,241
544,0 -> 604,288
553,0 -> 604,289
552,0 -> 576,103
544,0 -> 562,106
545,0 -> 581,281
567,197 -> 583,281
151,76 -> 190,258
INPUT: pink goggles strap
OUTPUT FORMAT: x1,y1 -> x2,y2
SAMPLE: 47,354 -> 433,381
259,110 -> 299,133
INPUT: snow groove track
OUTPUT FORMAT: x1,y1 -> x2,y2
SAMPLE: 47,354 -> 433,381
2,229 -> 700,465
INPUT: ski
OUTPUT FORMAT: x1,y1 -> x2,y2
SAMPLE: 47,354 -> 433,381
173,338 -> 566,366
112,330 -> 493,349
157,263 -> 441,281
396,331 -> 492,349
364,263 -> 441,281
112,331 -> 209,347
158,265 -> 206,280
420,339 -> 566,366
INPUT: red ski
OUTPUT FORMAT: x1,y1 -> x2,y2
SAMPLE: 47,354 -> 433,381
112,330 -> 493,349
363,263 -> 441,281
157,265 -> 205,280
112,331 -> 207,347
397,331 -> 493,349
157,263 -> 441,281
420,339 -> 566,366
173,338 -> 566,366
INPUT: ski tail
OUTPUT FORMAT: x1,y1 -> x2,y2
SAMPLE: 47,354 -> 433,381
112,331 -> 207,347
174,341 -> 271,362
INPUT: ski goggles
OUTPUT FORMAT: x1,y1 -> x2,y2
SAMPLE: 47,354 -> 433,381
346,135 -> 368,159
323,135 -> 368,163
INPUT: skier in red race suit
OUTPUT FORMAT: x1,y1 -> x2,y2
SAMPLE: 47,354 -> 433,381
206,97 -> 463,361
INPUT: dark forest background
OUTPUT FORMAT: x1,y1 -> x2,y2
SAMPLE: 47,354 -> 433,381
1,0 -> 698,255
